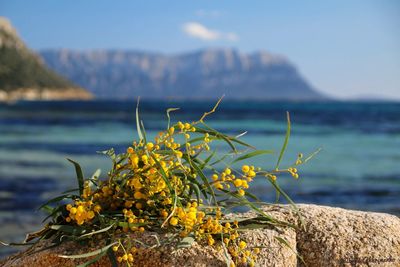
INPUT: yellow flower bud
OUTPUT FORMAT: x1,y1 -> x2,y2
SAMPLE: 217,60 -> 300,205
238,189 -> 245,196
169,217 -> 178,226
241,165 -> 250,173
233,179 -> 243,187
70,207 -> 77,215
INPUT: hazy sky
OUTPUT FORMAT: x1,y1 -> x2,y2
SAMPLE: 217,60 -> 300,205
1,0 -> 399,99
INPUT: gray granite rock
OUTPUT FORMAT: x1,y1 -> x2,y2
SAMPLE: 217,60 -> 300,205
2,204 -> 399,267
294,204 -> 400,267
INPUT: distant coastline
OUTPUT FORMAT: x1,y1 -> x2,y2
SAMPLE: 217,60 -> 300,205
0,88 -> 93,103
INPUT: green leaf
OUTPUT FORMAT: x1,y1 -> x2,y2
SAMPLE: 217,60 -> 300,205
150,154 -> 179,206
275,112 -> 291,170
304,147 -> 322,163
236,223 -> 271,230
90,169 -> 101,180
77,224 -> 115,239
67,158 -> 85,196
59,242 -> 118,259
49,224 -> 85,235
136,97 -> 144,141
40,205 -> 54,214
115,222 -> 147,228
275,236 -> 305,264
97,148 -> 116,161
0,240 -> 36,246
177,235 -> 195,248
210,153 -> 231,166
41,205 -> 65,223
107,248 -> 118,267
61,188 -> 79,194
194,126 -> 237,152
232,149 -> 274,164
77,251 -> 108,267
199,150 -> 216,170
166,108 -> 179,129
38,194 -> 77,211
24,227 -> 51,243
189,159 -> 217,205
140,120 -> 148,144
189,182 -> 201,204
268,178 -> 303,226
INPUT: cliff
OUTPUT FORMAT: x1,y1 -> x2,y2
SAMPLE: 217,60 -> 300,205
0,17 -> 92,102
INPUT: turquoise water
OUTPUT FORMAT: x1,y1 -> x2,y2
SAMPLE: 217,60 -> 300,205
0,100 -> 399,255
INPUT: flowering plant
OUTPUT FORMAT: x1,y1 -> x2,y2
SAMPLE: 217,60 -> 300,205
22,99 -> 313,266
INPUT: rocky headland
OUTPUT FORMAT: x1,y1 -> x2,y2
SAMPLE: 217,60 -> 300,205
0,17 -> 92,102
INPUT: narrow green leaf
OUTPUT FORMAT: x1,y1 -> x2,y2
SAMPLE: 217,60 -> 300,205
189,160 -> 217,205
59,242 -> 118,259
41,205 -> 65,223
97,148 -> 116,161
232,150 -> 274,163
115,222 -> 146,228
0,240 -> 36,246
77,224 -> 115,239
140,120 -> 147,144
267,178 -> 302,226
199,150 -> 216,170
38,194 -> 77,211
150,154 -> 176,201
67,158 -> 85,196
304,147 -> 322,163
49,224 -> 85,235
136,97 -> 143,141
275,112 -> 291,170
177,235 -> 195,248
166,108 -> 179,129
90,169 -> 101,180
210,153 -> 231,166
40,205 -> 54,214
275,236 -> 305,264
61,188 -> 79,194
189,182 -> 201,204
194,126 -> 237,152
76,251 -> 107,267
107,248 -> 118,267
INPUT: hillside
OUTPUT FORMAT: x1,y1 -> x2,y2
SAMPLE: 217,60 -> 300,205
40,48 -> 326,100
0,17 -> 92,101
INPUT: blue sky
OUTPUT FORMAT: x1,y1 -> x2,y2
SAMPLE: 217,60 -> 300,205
1,0 -> 399,99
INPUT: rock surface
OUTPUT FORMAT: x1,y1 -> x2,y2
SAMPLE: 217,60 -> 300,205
2,204 -> 400,267
296,205 -> 400,267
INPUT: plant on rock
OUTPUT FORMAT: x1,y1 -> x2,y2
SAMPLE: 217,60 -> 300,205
23,99 -> 314,267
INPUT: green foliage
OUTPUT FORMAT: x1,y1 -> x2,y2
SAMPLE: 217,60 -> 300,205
0,45 -> 78,91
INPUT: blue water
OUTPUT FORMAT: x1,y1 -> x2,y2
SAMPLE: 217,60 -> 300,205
0,100 -> 399,255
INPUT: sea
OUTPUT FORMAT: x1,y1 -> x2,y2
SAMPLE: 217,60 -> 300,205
0,100 -> 399,256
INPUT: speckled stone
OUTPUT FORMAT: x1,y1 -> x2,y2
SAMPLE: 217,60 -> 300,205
2,204 -> 399,267
1,232 -> 228,267
294,204 -> 400,267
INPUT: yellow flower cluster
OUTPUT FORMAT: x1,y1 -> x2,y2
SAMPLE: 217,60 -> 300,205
211,166 -> 255,196
60,108 -> 303,267
65,200 -> 99,225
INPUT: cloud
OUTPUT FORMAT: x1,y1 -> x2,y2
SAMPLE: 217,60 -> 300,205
182,22 -> 238,42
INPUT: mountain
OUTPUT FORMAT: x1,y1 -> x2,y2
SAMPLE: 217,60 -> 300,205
0,17 -> 92,102
40,48 -> 326,100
